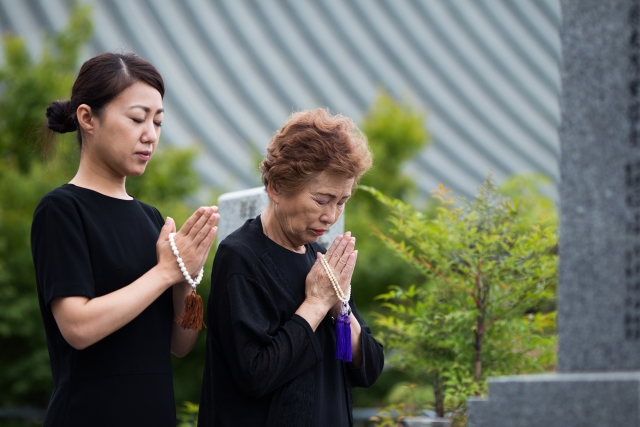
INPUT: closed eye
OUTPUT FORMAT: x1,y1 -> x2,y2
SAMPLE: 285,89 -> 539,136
154,121 -> 162,127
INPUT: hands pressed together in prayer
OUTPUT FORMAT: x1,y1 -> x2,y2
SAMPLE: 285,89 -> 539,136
304,232 -> 357,318
296,232 -> 363,367
157,206 -> 219,285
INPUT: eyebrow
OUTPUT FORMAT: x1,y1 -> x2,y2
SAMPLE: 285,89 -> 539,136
130,105 -> 164,115
316,191 -> 351,199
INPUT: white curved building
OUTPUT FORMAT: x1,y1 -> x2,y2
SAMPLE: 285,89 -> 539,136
0,0 -> 562,198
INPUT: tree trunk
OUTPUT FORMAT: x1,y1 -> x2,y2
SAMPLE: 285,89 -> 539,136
474,318 -> 484,392
474,268 -> 487,393
434,371 -> 445,417
474,331 -> 483,383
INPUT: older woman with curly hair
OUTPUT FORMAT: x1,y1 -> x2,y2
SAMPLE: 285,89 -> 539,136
198,109 -> 384,426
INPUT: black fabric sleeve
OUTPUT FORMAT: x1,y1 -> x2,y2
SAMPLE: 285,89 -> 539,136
221,273 -> 323,398
150,205 -> 165,228
31,194 -> 95,305
348,299 -> 384,387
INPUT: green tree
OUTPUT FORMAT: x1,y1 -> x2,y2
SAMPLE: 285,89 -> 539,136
347,92 -> 430,406
0,5 -> 213,410
365,175 -> 557,425
0,5 -> 93,405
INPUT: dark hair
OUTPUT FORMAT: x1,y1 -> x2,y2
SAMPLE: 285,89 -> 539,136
260,108 -> 373,195
43,52 -> 164,150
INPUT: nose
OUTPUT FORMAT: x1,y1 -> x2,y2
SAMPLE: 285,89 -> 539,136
320,204 -> 338,225
141,121 -> 159,144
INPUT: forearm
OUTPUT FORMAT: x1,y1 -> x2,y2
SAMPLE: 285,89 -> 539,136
232,314 -> 323,397
295,300 -> 330,331
51,264 -> 176,350
348,305 -> 385,387
170,281 -> 200,357
350,313 -> 363,368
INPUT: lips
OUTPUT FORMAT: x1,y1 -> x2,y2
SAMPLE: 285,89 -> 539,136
312,229 -> 326,236
136,151 -> 151,161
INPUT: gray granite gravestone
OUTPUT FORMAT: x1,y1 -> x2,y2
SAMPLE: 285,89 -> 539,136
216,186 -> 344,248
467,0 -> 640,425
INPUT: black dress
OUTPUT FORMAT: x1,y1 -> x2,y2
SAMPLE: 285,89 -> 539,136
198,215 -> 384,427
31,184 -> 175,427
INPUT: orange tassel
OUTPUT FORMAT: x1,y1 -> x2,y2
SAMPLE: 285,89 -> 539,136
176,289 -> 206,330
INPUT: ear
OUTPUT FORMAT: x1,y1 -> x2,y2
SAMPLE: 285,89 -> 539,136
76,104 -> 96,136
266,181 -> 280,204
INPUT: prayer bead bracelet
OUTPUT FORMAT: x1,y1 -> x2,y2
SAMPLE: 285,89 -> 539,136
169,232 -> 204,288
321,254 -> 350,303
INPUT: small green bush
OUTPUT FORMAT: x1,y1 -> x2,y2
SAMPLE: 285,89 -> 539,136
365,174 -> 558,425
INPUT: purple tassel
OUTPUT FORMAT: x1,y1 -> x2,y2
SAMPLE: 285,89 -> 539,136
335,311 -> 352,362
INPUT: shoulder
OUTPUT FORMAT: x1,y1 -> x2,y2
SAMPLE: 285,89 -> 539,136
33,185 -> 81,218
218,217 -> 266,260
137,200 -> 164,226
31,186 -> 87,245
213,217 -> 268,277
38,185 -> 80,204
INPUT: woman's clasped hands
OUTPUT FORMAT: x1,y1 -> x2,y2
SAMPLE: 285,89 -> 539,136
305,232 -> 358,318
157,206 -> 219,284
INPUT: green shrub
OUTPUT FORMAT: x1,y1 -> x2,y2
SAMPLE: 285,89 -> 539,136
365,174 -> 557,425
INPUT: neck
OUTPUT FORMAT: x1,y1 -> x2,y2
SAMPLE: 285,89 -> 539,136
70,154 -> 130,200
261,203 -> 306,254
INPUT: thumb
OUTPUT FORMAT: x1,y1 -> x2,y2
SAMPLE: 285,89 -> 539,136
160,216 -> 175,241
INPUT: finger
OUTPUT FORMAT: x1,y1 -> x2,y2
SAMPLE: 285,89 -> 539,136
324,234 -> 343,258
210,212 -> 220,227
191,224 -> 218,274
338,250 -> 357,294
187,207 -> 214,240
310,252 -> 326,279
158,217 -> 174,243
329,231 -> 351,268
197,221 -> 218,253
339,251 -> 358,285
311,253 -> 330,287
179,207 -> 205,237
168,216 -> 177,233
336,237 -> 356,275
192,210 -> 216,247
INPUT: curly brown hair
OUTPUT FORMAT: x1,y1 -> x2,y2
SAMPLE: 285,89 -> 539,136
260,108 -> 373,195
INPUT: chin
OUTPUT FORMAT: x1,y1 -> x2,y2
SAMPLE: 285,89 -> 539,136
127,166 -> 147,177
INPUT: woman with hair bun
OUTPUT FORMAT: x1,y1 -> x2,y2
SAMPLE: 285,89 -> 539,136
31,52 -> 218,426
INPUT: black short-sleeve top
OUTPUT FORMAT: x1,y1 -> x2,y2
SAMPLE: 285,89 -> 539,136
31,184 -> 175,427
198,216 -> 384,427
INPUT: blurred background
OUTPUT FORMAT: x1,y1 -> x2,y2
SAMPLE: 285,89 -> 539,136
0,0 -> 561,425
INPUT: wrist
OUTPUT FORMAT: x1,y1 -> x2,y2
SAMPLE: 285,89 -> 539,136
154,262 -> 182,288
296,299 -> 330,331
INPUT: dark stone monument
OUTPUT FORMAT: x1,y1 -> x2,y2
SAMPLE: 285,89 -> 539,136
467,0 -> 640,424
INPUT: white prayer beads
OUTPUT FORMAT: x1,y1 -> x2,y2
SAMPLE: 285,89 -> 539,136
320,254 -> 350,303
168,232 -> 204,289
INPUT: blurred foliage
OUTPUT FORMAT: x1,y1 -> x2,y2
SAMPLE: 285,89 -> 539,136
0,4 -> 93,406
364,175 -> 558,425
0,4 -> 215,409
369,383 -> 433,427
348,92 -> 430,407
176,401 -> 199,427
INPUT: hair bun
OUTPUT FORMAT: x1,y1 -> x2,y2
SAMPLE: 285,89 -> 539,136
46,100 -> 77,133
